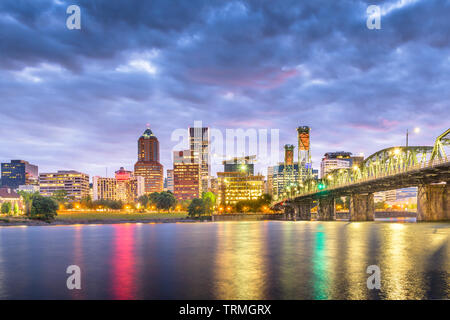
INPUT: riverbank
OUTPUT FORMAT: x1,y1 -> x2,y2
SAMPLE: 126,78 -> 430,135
0,211 -> 200,227
0,211 -> 423,227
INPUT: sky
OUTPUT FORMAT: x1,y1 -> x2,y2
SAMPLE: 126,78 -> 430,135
0,0 -> 449,178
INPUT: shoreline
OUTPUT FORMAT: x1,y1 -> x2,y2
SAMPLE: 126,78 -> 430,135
0,218 -> 204,227
1,216 -> 447,228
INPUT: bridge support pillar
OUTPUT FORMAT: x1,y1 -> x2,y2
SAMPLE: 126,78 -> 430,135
349,193 -> 374,221
295,201 -> 312,220
283,204 -> 295,220
317,197 -> 335,221
417,184 -> 450,221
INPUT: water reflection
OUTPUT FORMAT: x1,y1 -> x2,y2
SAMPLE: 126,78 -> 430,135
0,221 -> 447,299
70,225 -> 84,299
111,224 -> 137,300
214,222 -> 268,299
345,222 -> 370,299
312,224 -> 329,299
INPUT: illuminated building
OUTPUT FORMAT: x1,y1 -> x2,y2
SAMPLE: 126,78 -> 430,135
39,170 -> 89,201
134,127 -> 164,193
0,187 -> 23,212
320,151 -> 353,178
173,150 -> 192,163
210,176 -> 219,194
166,169 -> 174,193
173,162 -> 201,201
1,160 -> 38,189
266,166 -> 274,195
268,161 -> 319,199
217,172 -> 265,205
222,156 -> 255,175
189,126 -> 210,194
93,167 -> 144,203
271,163 -> 300,198
18,185 -> 40,193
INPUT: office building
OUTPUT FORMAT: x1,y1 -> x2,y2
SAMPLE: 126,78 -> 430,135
173,150 -> 192,164
93,167 -> 144,203
39,170 -> 89,201
18,185 -> 40,193
166,169 -> 174,193
1,160 -> 38,189
320,151 -> 353,178
189,126 -> 210,194
217,171 -> 265,205
173,162 -> 201,200
134,127 -> 164,193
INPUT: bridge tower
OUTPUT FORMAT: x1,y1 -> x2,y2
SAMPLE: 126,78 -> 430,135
297,126 -> 312,183
283,144 -> 296,191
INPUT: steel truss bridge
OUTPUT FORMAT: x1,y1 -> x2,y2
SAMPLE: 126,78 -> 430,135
273,128 -> 450,221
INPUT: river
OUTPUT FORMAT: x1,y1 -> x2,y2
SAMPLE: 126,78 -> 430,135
0,221 -> 448,299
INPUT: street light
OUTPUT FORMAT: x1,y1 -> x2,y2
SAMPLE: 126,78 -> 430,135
406,127 -> 420,147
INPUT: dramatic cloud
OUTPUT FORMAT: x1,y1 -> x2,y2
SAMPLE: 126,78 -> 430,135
0,0 -> 449,177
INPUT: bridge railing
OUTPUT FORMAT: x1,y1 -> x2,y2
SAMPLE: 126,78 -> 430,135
275,156 -> 449,203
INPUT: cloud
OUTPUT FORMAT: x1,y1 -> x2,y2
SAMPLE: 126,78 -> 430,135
0,0 -> 449,177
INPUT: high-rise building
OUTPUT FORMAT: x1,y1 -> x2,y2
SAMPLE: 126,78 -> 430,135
210,176 -> 219,194
268,162 -> 319,199
266,166 -> 274,195
1,160 -> 38,189
134,127 -> 164,193
166,169 -> 174,193
189,127 -> 210,194
173,150 -> 192,164
173,162 -> 201,201
271,163 -> 300,199
93,167 -> 144,203
39,170 -> 89,201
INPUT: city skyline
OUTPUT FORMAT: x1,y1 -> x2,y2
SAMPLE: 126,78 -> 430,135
1,0 -> 449,178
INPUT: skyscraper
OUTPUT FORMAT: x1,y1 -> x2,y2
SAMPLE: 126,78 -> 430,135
172,150 -> 201,200
173,162 -> 201,201
134,127 -> 164,193
189,126 -> 210,194
166,169 -> 174,193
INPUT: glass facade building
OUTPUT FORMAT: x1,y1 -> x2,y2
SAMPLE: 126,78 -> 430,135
1,160 -> 38,189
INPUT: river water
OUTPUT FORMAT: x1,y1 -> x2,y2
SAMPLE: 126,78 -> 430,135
0,221 -> 448,299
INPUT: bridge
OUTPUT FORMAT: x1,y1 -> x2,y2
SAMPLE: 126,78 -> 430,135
273,128 -> 450,222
